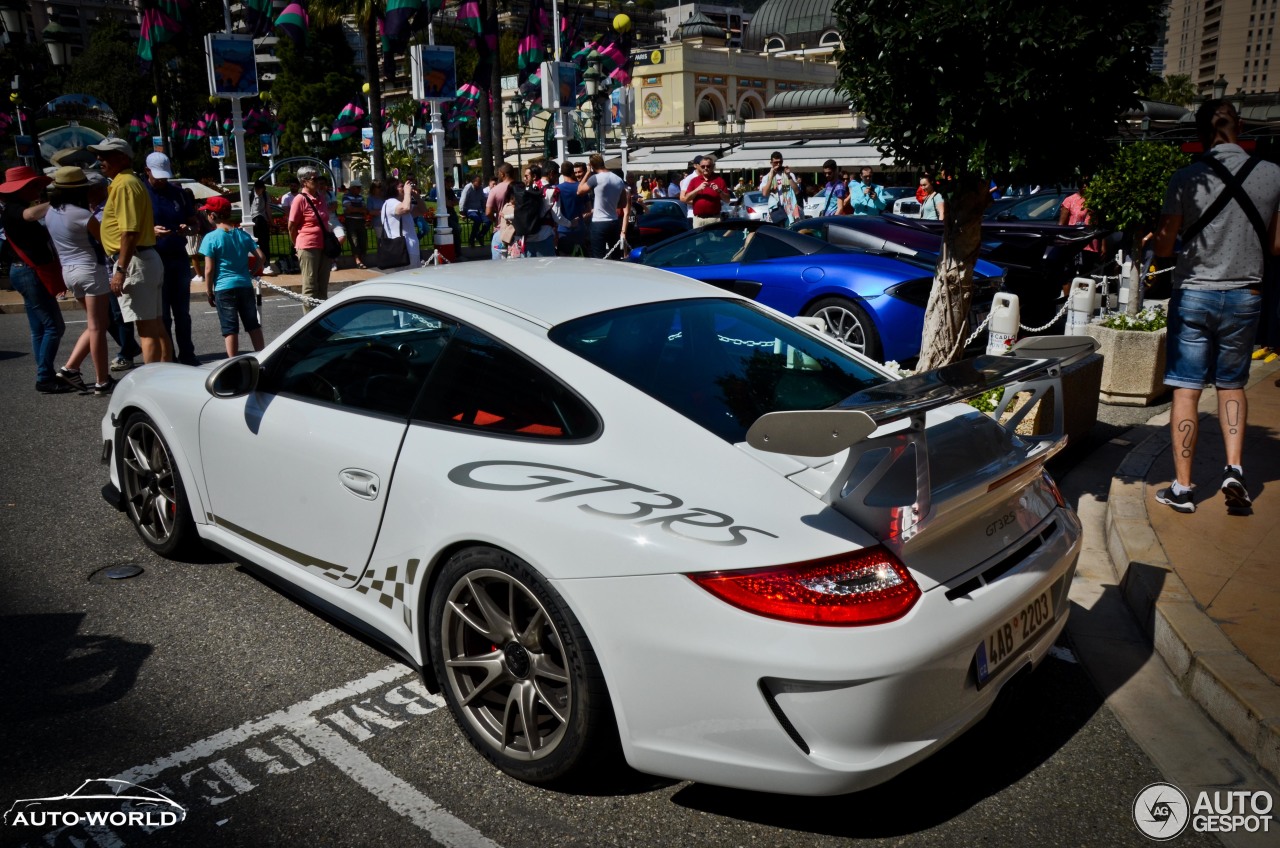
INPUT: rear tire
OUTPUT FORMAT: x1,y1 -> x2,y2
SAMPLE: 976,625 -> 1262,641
428,547 -> 616,784
804,297 -> 883,361
117,411 -> 197,557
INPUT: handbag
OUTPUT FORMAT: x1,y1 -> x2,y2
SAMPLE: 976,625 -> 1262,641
302,195 -> 342,259
7,236 -> 66,297
375,201 -> 410,268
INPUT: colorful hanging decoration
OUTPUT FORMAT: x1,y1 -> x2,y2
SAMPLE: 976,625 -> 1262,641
517,0 -> 550,89
137,0 -> 192,66
330,102 -> 366,141
275,2 -> 310,51
241,0 -> 275,38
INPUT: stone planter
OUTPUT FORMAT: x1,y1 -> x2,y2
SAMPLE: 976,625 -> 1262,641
1081,324 -> 1169,406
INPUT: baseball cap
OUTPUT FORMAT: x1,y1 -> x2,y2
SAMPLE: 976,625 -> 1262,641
200,195 -> 232,215
88,137 -> 135,158
145,152 -> 174,179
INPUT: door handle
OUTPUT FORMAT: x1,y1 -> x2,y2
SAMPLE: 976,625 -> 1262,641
339,468 -> 381,500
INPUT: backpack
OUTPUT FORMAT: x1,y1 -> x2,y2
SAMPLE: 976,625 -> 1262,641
511,183 -> 549,237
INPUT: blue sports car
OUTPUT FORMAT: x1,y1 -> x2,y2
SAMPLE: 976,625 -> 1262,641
628,221 -> 1003,362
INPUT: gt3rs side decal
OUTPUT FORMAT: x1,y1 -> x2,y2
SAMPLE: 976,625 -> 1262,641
208,513 -> 365,583
448,461 -> 778,547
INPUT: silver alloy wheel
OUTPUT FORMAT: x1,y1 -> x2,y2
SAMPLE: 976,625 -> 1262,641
120,418 -> 180,547
812,303 -> 869,354
439,568 -> 572,761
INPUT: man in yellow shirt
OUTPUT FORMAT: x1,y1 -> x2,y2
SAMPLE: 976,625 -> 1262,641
89,137 -> 171,363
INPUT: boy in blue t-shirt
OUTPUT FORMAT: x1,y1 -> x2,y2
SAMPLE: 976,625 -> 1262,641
199,196 -> 267,358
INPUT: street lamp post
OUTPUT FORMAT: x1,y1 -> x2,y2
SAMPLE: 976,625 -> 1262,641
0,0 -> 26,46
583,50 -> 605,153
505,99 -> 527,171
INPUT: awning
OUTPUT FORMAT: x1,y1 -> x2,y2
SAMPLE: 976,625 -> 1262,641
623,145 -> 718,172
716,139 -> 892,171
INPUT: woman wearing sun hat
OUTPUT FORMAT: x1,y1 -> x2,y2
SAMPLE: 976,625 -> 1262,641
45,166 -> 116,394
0,164 -> 68,393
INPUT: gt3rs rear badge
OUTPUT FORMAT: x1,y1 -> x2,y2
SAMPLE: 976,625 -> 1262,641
448,460 -> 778,546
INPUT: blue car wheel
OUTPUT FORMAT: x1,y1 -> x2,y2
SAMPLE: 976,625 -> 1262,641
803,297 -> 882,361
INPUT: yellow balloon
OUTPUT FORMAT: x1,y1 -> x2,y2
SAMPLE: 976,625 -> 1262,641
151,95 -> 159,105
8,92 -> 17,103
613,13 -> 631,33
362,82 -> 371,94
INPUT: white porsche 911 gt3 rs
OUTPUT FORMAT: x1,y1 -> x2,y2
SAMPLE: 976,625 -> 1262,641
101,259 -> 1088,796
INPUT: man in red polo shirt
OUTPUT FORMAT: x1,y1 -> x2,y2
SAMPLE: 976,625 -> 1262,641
681,155 -> 731,227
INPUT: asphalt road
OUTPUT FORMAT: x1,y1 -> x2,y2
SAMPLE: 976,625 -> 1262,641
0,294 -> 1221,848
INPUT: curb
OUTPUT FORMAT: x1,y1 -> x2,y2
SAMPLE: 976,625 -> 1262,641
1104,361 -> 1280,785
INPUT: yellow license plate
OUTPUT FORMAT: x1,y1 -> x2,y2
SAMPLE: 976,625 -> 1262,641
975,589 -> 1053,687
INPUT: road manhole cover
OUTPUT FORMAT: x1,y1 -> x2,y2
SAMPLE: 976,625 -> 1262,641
88,564 -> 144,583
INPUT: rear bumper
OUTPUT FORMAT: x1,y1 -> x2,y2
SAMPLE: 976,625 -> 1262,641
558,507 -> 1082,795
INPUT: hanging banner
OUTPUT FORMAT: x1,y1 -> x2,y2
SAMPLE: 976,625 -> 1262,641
152,135 -> 165,153
209,136 -> 226,159
205,33 -> 259,98
410,44 -> 456,102
360,127 -> 373,153
259,133 -> 276,157
14,135 -> 34,158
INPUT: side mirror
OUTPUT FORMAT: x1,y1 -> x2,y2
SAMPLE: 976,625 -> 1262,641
205,355 -> 261,398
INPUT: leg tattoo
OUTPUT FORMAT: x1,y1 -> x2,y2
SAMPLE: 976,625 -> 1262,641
1176,418 -> 1196,459
1224,399 -> 1241,437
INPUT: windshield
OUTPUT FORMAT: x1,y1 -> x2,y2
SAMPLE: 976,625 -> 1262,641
549,298 -> 887,442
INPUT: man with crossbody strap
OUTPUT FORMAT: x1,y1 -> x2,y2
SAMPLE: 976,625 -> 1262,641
1152,99 -> 1280,514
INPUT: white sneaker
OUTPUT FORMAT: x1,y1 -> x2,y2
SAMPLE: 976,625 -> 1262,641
331,263 -> 338,272
191,275 -> 204,284
261,264 -> 276,276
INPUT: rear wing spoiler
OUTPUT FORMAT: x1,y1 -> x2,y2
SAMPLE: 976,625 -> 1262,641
746,335 -> 1098,541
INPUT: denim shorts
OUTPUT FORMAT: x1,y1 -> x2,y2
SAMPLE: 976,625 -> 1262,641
215,286 -> 261,336
1165,287 -> 1262,390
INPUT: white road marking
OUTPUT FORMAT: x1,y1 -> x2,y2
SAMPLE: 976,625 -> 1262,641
99,663 -> 502,846
115,663 -> 412,785
291,716 -> 501,848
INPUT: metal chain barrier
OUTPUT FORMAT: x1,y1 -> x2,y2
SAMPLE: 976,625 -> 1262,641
257,278 -> 325,308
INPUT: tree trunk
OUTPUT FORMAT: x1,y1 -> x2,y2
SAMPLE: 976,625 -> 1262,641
1124,231 -> 1145,316
363,14 -> 385,181
916,177 -> 991,370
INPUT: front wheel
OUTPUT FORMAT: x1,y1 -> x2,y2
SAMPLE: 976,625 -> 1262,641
804,297 -> 882,361
428,547 -> 615,784
118,411 -> 197,557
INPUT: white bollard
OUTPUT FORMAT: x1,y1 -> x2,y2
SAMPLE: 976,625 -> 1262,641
1118,256 -> 1134,310
1065,276 -> 1099,335
986,292 -> 1020,356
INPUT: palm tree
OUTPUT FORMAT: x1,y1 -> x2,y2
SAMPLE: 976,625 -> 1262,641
307,0 -> 388,180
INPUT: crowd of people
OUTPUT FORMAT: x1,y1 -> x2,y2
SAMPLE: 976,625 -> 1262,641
2,138 -> 271,394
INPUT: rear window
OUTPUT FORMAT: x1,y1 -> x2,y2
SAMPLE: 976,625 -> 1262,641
549,298 -> 887,442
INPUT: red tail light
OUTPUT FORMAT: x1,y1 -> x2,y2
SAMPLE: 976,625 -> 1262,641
689,547 -> 921,626
639,226 -> 661,236
1042,470 -> 1067,508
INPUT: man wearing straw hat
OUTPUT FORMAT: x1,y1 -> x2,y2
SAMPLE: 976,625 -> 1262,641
88,137 -> 171,364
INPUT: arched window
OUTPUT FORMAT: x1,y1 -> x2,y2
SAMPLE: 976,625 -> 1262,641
820,31 -> 842,48
698,98 -> 717,121
765,36 -> 785,52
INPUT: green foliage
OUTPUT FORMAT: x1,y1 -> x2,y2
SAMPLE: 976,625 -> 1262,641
1098,304 -> 1168,331
1084,141 -> 1190,236
271,24 -> 365,160
967,387 -> 1002,413
1143,74 -> 1198,106
833,0 -> 1165,182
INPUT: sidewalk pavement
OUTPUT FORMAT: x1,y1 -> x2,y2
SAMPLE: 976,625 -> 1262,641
1105,356 -> 1280,784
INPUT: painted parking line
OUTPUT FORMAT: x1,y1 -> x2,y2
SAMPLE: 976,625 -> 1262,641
20,664 -> 501,848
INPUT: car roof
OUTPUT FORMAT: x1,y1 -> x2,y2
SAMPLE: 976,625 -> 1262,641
368,259 -> 723,328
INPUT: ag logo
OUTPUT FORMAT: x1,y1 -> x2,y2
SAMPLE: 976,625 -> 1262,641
1133,782 -> 1190,840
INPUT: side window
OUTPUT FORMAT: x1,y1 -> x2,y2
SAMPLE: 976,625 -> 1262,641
265,301 -> 456,418
735,231 -> 801,263
415,326 -> 598,440
645,227 -> 748,268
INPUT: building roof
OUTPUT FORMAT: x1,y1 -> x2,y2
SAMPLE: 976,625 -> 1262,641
743,0 -> 836,52
766,86 -> 850,114
678,11 -> 727,40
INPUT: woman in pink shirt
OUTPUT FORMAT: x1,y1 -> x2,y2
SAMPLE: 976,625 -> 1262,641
287,166 -> 338,312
